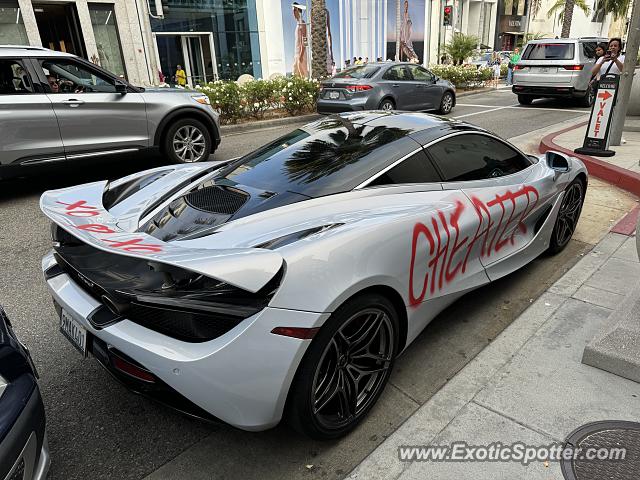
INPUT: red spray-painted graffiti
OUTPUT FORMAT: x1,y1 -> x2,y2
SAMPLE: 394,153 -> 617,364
409,186 -> 539,306
56,200 -> 164,254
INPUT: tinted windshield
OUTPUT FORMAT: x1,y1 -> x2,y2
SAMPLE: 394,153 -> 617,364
333,65 -> 380,79
217,119 -> 414,197
522,43 -> 575,60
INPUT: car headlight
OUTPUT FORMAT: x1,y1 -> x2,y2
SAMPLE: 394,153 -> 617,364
192,94 -> 211,106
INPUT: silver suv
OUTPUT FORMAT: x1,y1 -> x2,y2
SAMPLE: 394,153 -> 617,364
0,46 -> 220,179
512,37 -> 608,106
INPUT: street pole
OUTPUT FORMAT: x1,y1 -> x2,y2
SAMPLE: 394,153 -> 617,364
609,0 -> 640,146
396,0 -> 401,61
478,0 -> 486,50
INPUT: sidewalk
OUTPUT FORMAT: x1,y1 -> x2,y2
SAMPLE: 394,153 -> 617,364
347,116 -> 640,480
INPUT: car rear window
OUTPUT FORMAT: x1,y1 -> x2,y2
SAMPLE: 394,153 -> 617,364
522,43 -> 575,60
333,65 -> 380,79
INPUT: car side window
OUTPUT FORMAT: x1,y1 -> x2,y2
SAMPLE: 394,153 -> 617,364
582,42 -> 597,59
383,65 -> 410,81
0,59 -> 35,94
407,65 -> 434,82
428,133 -> 531,182
368,150 -> 441,187
40,59 -> 117,94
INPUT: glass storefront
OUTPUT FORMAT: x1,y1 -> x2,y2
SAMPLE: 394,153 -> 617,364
151,0 -> 262,82
88,3 -> 126,77
0,1 -> 29,45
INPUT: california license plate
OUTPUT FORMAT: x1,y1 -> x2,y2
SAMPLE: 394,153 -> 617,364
60,309 -> 87,357
534,67 -> 556,74
329,91 -> 340,99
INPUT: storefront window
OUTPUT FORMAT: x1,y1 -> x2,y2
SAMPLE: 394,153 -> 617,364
151,0 -> 262,81
0,1 -> 29,45
88,3 -> 126,78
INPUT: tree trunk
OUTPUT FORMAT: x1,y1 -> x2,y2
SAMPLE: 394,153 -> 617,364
311,0 -> 329,79
561,0 -> 574,38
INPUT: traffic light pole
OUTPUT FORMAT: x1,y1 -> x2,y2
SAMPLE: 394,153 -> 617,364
609,0 -> 640,146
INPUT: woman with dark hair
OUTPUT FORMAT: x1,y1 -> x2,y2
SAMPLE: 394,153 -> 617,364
592,38 -> 625,79
595,42 -> 608,59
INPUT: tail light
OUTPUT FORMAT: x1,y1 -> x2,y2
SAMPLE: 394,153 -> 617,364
346,85 -> 373,92
514,65 -> 526,70
563,65 -> 584,71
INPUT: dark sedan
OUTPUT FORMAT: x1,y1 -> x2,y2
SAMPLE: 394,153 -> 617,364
317,62 -> 456,115
0,306 -> 49,480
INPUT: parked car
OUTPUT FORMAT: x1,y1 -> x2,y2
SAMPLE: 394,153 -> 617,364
317,62 -> 456,114
0,305 -> 49,480
0,45 -> 221,180
41,111 -> 586,439
512,37 -> 608,106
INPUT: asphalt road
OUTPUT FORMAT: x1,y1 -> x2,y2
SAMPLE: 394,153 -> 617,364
0,89 -> 593,480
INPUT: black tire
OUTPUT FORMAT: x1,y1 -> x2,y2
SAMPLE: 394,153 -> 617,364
578,86 -> 595,108
287,293 -> 399,439
162,117 -> 212,164
438,91 -> 455,114
547,178 -> 585,254
518,95 -> 533,105
378,98 -> 395,111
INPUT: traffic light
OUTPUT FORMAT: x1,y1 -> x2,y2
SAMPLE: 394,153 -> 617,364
443,5 -> 452,26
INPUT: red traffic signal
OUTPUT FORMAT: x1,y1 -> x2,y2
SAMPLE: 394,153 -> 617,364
443,5 -> 452,26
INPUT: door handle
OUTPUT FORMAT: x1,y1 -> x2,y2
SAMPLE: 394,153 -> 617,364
62,99 -> 84,107
392,84 -> 400,87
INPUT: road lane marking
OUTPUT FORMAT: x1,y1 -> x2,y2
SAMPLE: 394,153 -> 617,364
453,105 -> 517,119
456,104 -> 588,114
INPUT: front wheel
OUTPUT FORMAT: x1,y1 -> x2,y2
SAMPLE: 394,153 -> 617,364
163,118 -> 212,164
438,91 -> 455,114
547,178 -> 585,254
287,293 -> 399,439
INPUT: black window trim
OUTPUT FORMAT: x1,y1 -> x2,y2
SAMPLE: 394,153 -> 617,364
355,145 -> 443,189
0,57 -> 42,94
382,64 -> 412,82
423,131 -> 534,183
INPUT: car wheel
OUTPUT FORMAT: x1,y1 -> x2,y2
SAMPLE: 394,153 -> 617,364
578,86 -> 595,108
518,95 -> 533,105
163,118 -> 212,164
287,293 -> 399,439
547,178 -> 585,254
379,98 -> 395,111
438,91 -> 454,114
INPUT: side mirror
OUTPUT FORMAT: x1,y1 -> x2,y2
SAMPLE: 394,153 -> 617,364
115,82 -> 127,94
546,151 -> 571,173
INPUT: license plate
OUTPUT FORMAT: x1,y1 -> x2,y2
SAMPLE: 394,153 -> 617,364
329,91 -> 340,99
60,309 -> 87,357
534,67 -> 556,74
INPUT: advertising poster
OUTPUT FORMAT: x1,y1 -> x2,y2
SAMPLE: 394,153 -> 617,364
280,0 -> 342,77
386,0 -> 425,63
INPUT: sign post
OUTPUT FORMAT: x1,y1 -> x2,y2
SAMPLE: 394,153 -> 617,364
575,74 -> 620,157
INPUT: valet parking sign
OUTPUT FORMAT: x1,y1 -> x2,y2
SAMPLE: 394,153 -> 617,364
575,74 -> 619,157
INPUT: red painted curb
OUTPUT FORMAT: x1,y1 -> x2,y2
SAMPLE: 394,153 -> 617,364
539,122 -> 640,197
611,205 -> 640,236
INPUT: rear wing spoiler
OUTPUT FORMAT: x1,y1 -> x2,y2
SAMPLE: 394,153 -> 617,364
40,181 -> 283,293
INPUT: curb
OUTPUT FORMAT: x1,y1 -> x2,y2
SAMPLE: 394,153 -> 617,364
539,121 -> 640,197
220,113 -> 321,136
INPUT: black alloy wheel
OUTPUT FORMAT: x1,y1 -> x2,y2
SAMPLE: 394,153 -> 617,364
287,294 -> 399,439
548,178 -> 585,254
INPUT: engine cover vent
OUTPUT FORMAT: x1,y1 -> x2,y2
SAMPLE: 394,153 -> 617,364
184,185 -> 249,214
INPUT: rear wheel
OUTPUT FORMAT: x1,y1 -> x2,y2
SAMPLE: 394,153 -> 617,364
378,98 -> 395,111
578,86 -> 595,107
163,118 -> 212,164
287,293 -> 399,439
518,95 -> 534,105
547,178 -> 585,254
438,91 -> 455,114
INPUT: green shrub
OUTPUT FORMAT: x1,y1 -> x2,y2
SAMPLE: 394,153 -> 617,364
278,76 -> 320,116
501,63 -> 508,78
430,64 -> 493,88
198,81 -> 243,124
241,79 -> 274,119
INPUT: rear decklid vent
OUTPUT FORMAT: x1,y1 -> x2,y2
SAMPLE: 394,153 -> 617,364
185,185 -> 249,215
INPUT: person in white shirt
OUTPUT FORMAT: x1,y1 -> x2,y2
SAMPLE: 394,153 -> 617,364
592,38 -> 625,79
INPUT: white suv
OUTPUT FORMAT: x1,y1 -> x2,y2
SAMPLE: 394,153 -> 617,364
512,37 -> 608,106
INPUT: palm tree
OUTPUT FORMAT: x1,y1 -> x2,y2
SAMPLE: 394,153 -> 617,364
311,0 -> 329,79
443,33 -> 479,65
547,0 -> 590,36
592,0 -> 631,24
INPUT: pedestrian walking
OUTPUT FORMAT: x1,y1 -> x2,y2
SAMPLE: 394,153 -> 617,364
490,53 -> 502,88
175,64 -> 186,87
506,47 -> 520,86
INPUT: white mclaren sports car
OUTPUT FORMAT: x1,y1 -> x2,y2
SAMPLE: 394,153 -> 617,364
41,112 -> 587,439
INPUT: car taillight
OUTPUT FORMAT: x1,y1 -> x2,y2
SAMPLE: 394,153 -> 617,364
346,85 -> 373,92
563,65 -> 584,70
514,65 -> 526,70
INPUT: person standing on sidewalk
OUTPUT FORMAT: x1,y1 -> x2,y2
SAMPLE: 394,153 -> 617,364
490,52 -> 502,88
175,65 -> 186,87
591,38 -> 625,79
506,47 -> 520,86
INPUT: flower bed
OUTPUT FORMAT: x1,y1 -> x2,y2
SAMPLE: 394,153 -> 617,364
429,64 -> 494,89
197,77 -> 320,124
